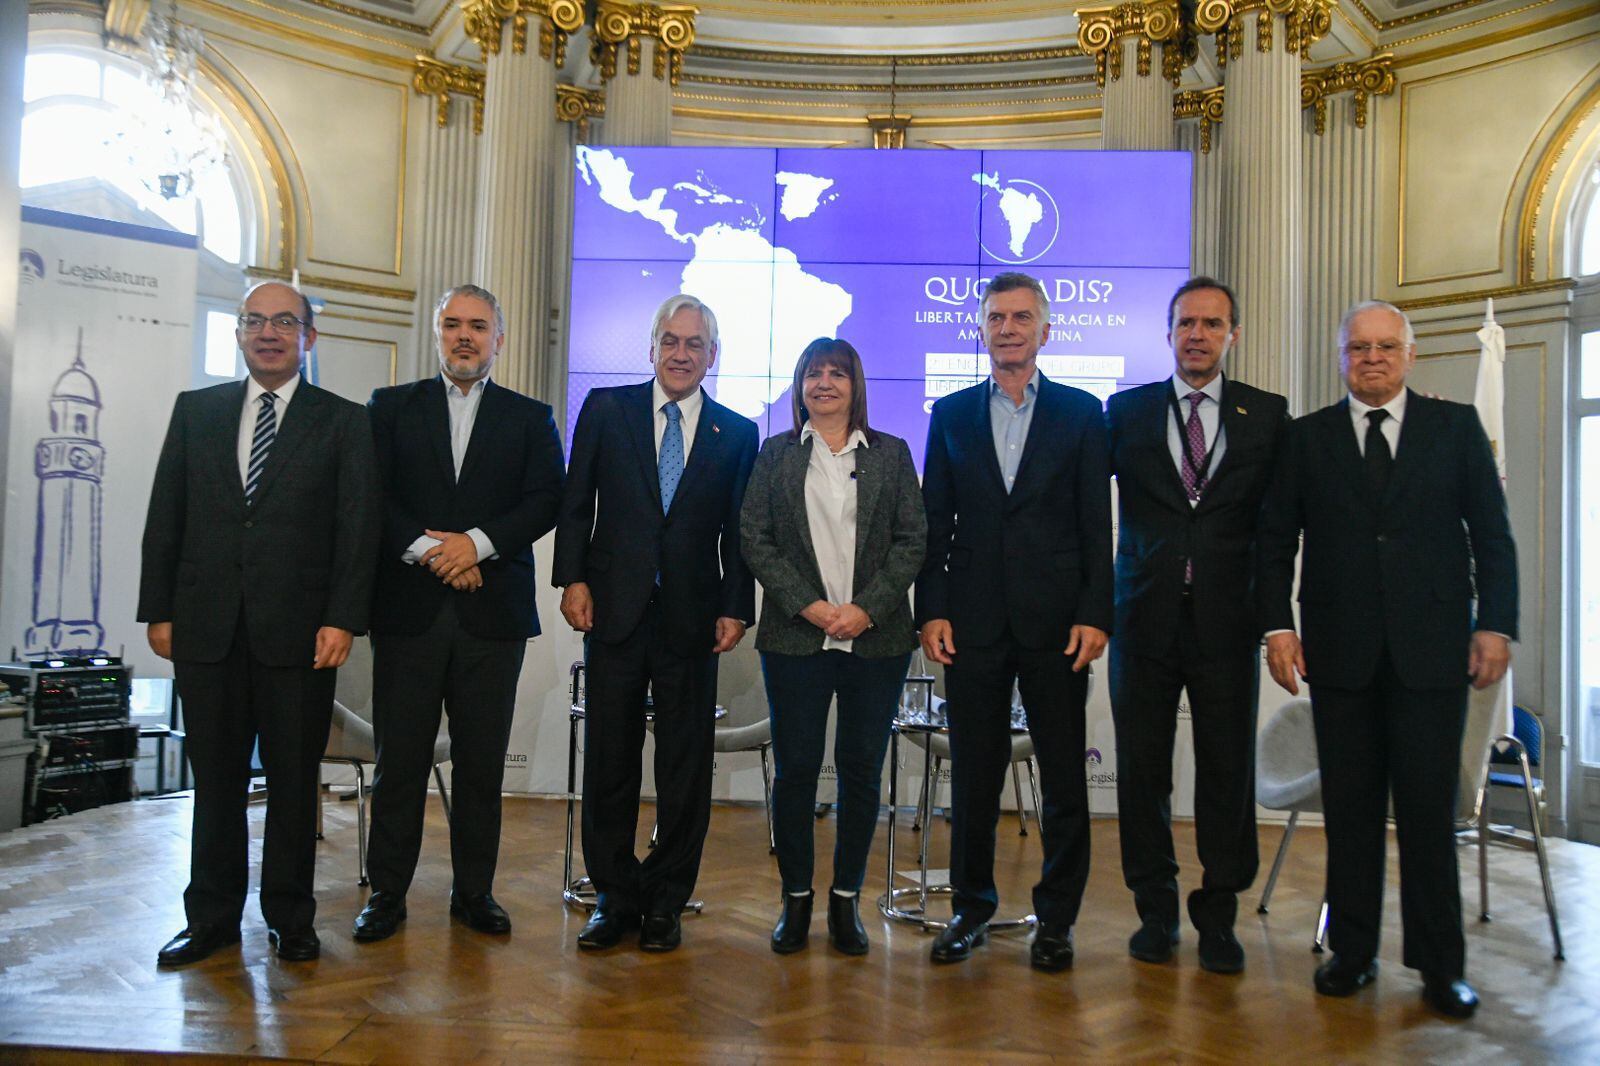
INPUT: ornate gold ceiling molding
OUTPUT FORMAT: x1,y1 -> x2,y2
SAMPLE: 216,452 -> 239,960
1301,52 -> 1394,133
1392,277 -> 1572,311
460,0 -> 584,64
593,2 -> 697,85
294,0 -> 429,35
102,0 -> 146,51
1173,85 -> 1224,153
686,43 -> 1082,67
555,82 -> 606,140
1218,0 -> 1330,67
679,71 -> 1096,93
413,55 -> 485,133
247,266 -> 416,302
1347,0 -> 1516,34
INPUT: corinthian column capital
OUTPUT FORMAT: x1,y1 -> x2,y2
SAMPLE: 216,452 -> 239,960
1173,86 -> 1225,154
1077,1 -> 1180,86
555,83 -> 606,141
414,56 -> 487,134
1219,0 -> 1331,66
460,0 -> 585,64
1301,53 -> 1396,134
592,2 -> 698,86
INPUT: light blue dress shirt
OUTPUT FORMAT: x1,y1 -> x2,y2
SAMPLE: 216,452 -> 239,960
989,369 -> 1040,494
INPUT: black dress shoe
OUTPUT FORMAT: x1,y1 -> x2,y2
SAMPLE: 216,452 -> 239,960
930,913 -> 989,964
1197,928 -> 1245,974
267,927 -> 321,961
1030,922 -> 1074,972
450,892 -> 511,934
640,912 -> 682,952
1314,955 -> 1379,997
352,891 -> 407,943
1129,918 -> 1179,963
772,892 -> 813,955
1422,973 -> 1479,1019
578,906 -> 640,950
156,924 -> 240,967
826,892 -> 868,956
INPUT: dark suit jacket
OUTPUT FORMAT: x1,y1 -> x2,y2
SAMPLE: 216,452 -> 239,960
138,378 -> 381,667
740,429 -> 926,658
552,381 -> 758,656
1256,390 -> 1518,691
1107,376 -> 1288,657
915,374 -> 1113,649
366,376 -> 565,640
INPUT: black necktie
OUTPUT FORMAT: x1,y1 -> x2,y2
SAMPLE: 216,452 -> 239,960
1364,409 -> 1392,494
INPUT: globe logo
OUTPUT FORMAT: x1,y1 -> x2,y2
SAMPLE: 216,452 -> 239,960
975,174 -> 1061,265
19,248 -> 45,284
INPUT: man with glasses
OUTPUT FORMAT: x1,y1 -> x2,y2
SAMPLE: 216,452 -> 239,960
1257,300 -> 1517,1018
553,293 -> 758,953
139,281 -> 381,966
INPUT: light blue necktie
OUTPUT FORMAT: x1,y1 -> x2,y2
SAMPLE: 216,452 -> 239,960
659,401 -> 684,512
245,392 -> 277,504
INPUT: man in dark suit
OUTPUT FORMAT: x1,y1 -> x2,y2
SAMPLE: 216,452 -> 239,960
351,284 -> 564,943
139,281 -> 380,965
916,271 -> 1113,971
1258,300 -> 1517,1018
554,293 -> 758,953
1106,277 -> 1288,974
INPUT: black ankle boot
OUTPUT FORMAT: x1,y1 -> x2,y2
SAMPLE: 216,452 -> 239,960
827,891 -> 869,956
772,891 -> 813,954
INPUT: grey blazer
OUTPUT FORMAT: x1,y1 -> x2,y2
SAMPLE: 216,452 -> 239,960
740,428 -> 926,658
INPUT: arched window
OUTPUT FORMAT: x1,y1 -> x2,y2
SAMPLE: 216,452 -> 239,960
21,48 -> 248,265
1578,157 -> 1600,278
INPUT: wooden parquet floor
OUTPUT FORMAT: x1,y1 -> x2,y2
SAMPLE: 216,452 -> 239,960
0,791 -> 1595,1064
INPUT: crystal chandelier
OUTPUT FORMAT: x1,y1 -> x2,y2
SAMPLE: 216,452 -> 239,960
117,0 -> 227,199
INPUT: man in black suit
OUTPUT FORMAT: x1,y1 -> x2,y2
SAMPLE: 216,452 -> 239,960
1258,300 -> 1517,1018
139,281 -> 381,965
554,293 -> 758,953
351,284 -> 565,942
1106,277 -> 1288,974
916,271 -> 1113,971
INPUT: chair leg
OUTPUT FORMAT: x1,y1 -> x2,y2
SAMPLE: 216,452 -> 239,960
433,763 -> 452,823
912,764 -> 928,832
353,762 -> 369,888
1025,759 -> 1042,833
1011,761 -> 1028,837
759,743 -> 775,855
1478,793 -> 1491,922
1313,898 -> 1328,953
564,713 -> 578,895
1257,810 -> 1298,914
1516,755 -> 1565,960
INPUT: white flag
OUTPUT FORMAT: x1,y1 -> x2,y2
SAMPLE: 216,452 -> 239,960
1473,297 -> 1507,487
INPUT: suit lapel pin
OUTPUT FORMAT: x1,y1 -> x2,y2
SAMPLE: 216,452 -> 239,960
1236,406 -> 1247,414
712,423 -> 720,433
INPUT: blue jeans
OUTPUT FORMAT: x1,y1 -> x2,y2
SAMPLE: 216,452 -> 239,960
760,649 -> 912,894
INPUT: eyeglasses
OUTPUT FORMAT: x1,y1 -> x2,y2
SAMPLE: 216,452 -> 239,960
1343,341 -> 1405,357
238,312 -> 306,334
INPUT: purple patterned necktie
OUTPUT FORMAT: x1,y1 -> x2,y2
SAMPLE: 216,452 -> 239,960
1181,391 -> 1206,583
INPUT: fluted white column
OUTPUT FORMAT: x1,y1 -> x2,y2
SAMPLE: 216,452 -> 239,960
1218,4 -> 1317,406
1303,91 -> 1383,411
413,93 -> 480,381
474,24 -> 565,397
1177,119 -> 1225,277
1102,37 -> 1175,149
594,2 -> 694,147
602,39 -> 672,145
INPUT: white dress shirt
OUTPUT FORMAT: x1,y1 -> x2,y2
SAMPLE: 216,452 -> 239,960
237,372 -> 300,488
802,423 -> 867,653
1166,373 -> 1228,508
1347,389 -> 1406,458
402,375 -> 496,565
653,379 -> 704,463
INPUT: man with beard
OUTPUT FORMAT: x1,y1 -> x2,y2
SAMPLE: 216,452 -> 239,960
353,284 -> 564,941
1105,277 -> 1287,974
140,281 -> 380,965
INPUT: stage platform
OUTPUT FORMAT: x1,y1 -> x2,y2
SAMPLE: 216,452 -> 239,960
0,791 -> 1594,1063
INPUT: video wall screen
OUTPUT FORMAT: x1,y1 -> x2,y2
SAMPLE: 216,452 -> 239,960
567,146 -> 1192,468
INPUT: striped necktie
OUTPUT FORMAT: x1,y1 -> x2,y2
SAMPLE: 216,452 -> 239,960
245,391 -> 277,503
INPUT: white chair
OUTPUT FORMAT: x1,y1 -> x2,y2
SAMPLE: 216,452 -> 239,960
1253,696 -> 1324,942
320,637 -> 451,886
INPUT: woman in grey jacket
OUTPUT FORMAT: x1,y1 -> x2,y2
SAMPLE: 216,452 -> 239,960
740,337 -> 926,955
